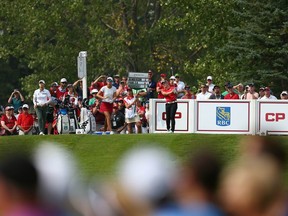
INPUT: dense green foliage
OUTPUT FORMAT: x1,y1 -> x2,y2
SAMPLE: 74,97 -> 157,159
0,0 -> 287,102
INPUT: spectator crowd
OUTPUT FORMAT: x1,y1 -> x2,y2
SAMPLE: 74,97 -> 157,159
0,71 -> 287,136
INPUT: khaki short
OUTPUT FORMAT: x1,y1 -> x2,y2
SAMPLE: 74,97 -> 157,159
126,115 -> 140,123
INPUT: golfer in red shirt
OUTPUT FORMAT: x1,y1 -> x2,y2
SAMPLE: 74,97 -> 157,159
161,80 -> 178,133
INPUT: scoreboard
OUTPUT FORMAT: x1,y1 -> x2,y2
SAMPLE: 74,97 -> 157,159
128,72 -> 149,89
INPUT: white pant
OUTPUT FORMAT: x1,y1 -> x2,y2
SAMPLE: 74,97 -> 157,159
19,130 -> 33,135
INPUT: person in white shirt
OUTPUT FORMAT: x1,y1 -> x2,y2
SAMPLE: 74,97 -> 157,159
97,77 -> 118,133
206,76 -> 215,93
280,91 -> 288,100
260,87 -> 277,100
196,84 -> 211,100
33,80 -> 51,135
174,73 -> 185,98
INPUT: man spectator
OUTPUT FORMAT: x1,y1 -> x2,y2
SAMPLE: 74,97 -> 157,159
90,75 -> 107,92
233,83 -> 244,99
7,89 -> 25,113
181,85 -> 195,99
156,74 -> 166,99
50,82 -> 58,98
174,73 -> 185,98
209,85 -> 224,99
111,104 -> 125,134
245,83 -> 259,99
260,87 -> 277,100
222,81 -> 233,97
89,89 -> 99,106
206,76 -> 215,93
56,78 -> 68,100
224,83 -> 240,99
196,84 -> 211,100
17,104 -> 34,135
146,70 -> 157,101
113,74 -> 120,89
258,87 -> 265,99
280,91 -> 288,100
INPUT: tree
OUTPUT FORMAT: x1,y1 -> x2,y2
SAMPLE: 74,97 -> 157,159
223,0 -> 288,94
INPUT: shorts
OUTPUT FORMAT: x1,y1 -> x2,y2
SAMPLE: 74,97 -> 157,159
99,102 -> 113,113
125,115 -> 140,124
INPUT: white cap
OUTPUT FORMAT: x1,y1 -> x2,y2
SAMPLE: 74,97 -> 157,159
90,89 -> 98,94
60,78 -> 67,83
22,104 -> 29,109
107,77 -> 113,82
207,76 -> 212,80
170,76 -> 176,80
39,80 -> 45,84
281,91 -> 288,96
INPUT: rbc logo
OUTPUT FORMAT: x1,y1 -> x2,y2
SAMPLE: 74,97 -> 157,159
216,107 -> 231,126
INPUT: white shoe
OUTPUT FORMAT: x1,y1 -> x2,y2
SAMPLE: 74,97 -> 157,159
167,130 -> 172,133
110,131 -> 114,135
39,132 -> 45,135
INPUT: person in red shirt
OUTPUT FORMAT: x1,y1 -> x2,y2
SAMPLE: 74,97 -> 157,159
56,78 -> 68,100
156,74 -> 167,99
17,104 -> 34,135
161,80 -> 178,133
90,75 -> 107,92
1,106 -> 17,135
224,83 -> 240,100
181,85 -> 196,99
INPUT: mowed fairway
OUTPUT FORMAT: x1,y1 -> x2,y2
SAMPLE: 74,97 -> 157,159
0,134 -> 287,178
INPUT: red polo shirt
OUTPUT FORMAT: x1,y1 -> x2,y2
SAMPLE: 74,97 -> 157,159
224,92 -> 240,99
162,86 -> 177,103
17,113 -> 34,130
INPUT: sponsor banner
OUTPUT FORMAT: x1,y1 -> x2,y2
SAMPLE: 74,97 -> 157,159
128,72 -> 148,89
196,101 -> 251,134
151,99 -> 192,133
258,101 -> 288,134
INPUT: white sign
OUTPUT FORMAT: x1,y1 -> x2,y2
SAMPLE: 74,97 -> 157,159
258,101 -> 288,135
151,100 -> 192,133
77,51 -> 87,79
196,101 -> 252,134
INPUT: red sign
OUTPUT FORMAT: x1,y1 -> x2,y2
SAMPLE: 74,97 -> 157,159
265,113 -> 285,122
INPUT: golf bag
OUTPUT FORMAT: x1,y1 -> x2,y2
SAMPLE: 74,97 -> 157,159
79,98 -> 96,134
57,95 -> 79,134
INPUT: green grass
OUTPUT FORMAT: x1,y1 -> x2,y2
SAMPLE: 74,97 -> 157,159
0,134 -> 287,179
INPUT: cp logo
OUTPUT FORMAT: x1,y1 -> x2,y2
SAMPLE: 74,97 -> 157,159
162,112 -> 182,120
265,113 -> 285,122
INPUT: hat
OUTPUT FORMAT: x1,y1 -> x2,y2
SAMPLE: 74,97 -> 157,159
175,73 -> 180,77
264,87 -> 270,91
148,70 -> 153,74
207,76 -> 212,80
114,74 -> 120,78
259,87 -> 265,91
39,80 -> 45,84
227,83 -> 233,88
281,91 -> 288,96
160,73 -> 166,78
67,84 -> 73,88
249,83 -> 254,87
22,104 -> 29,109
170,76 -> 176,80
60,78 -> 67,83
213,85 -> 220,90
224,81 -> 231,87
5,106 -> 13,111
51,82 -> 58,87
107,77 -> 113,82
90,89 -> 98,94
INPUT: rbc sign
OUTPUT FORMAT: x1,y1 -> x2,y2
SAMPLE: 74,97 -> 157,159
216,107 -> 231,126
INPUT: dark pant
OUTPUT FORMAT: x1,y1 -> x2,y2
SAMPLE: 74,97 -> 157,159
165,102 -> 177,132
35,106 -> 48,133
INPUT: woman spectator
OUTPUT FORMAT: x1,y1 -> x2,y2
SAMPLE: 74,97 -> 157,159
7,89 -> 25,113
33,80 -> 51,135
124,88 -> 141,134
97,77 -> 117,134
156,74 -> 167,99
161,80 -> 178,133
63,84 -> 78,107
1,106 -> 17,135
